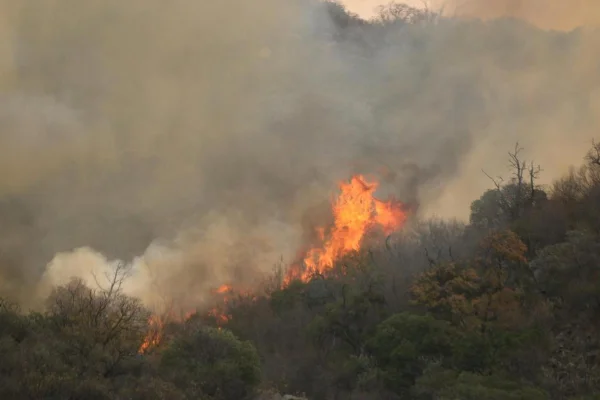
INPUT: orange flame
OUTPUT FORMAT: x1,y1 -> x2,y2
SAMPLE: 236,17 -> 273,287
139,315 -> 164,354
208,284 -> 233,325
215,284 -> 232,294
138,285 -> 237,354
286,175 -> 406,283
138,310 -> 197,354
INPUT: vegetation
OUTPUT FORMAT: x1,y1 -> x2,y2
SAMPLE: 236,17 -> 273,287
2,3 -> 600,399
2,141 -> 598,400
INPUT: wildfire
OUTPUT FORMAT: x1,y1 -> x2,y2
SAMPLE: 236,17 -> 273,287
215,284 -> 232,294
138,174 -> 408,352
138,285 -> 235,354
207,284 -> 234,325
286,175 -> 407,283
138,314 -> 164,354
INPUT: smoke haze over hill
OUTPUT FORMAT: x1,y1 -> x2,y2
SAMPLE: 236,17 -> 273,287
0,0 -> 598,310
343,0 -> 600,30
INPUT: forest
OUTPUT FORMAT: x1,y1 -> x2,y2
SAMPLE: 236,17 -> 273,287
3,144 -> 600,400
2,2 -> 600,400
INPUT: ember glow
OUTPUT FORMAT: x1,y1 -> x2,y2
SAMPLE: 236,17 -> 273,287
286,175 -> 407,283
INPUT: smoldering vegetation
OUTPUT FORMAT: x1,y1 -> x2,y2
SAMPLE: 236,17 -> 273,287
0,0 -> 599,311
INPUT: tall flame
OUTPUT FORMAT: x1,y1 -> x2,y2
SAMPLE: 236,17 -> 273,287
286,175 -> 407,283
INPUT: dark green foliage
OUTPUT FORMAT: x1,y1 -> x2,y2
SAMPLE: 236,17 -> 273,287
471,189 -> 507,230
531,230 -> 600,316
2,143 -> 598,400
160,326 -> 261,400
0,279 -> 181,400
414,366 -> 548,400
366,313 -> 455,393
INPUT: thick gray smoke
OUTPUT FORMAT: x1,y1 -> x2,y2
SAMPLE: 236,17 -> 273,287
0,0 -> 598,310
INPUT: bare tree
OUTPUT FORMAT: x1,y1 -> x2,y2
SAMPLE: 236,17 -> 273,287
46,269 -> 150,377
482,143 -> 542,220
91,261 -> 131,299
585,139 -> 600,167
528,161 -> 543,205
375,2 -> 433,25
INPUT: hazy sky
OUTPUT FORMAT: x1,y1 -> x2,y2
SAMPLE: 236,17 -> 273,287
342,0 -> 600,30
341,0 -> 423,18
340,0 -> 385,18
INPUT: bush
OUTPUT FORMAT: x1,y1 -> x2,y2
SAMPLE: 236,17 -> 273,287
160,326 -> 261,400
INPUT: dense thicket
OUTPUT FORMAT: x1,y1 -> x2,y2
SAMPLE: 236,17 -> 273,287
212,140 -> 600,400
3,144 -> 598,400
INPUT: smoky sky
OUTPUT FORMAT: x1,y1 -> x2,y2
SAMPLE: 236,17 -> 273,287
0,0 -> 598,308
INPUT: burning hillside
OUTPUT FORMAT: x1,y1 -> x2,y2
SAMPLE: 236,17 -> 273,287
139,315 -> 164,354
138,283 -> 261,353
139,174 -> 408,353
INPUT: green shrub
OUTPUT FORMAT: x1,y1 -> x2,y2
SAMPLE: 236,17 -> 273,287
160,326 -> 261,400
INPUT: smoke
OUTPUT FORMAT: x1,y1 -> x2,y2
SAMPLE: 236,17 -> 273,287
0,0 -> 599,310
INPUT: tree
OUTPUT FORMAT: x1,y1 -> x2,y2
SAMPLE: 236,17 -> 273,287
470,189 -> 508,230
375,2 -> 435,25
531,230 -> 600,318
45,273 -> 150,379
307,262 -> 388,355
410,261 -> 481,328
585,140 -> 600,167
549,141 -> 600,234
0,263 -> 156,400
529,229 -> 600,397
475,144 -> 546,234
366,313 -> 456,395
323,1 -> 365,30
160,325 -> 261,400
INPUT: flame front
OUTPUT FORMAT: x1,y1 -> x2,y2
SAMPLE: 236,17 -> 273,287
138,285 -> 235,353
286,175 -> 407,283
139,174 -> 407,350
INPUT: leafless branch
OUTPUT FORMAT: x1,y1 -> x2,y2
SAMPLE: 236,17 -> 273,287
91,262 -> 131,298
528,161 -> 543,201
376,1 -> 430,24
586,139 -> 600,166
482,169 -> 504,190
483,169 -> 511,213
508,142 -> 526,185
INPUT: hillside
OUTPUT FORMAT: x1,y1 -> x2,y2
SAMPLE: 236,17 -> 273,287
1,2 -> 600,399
